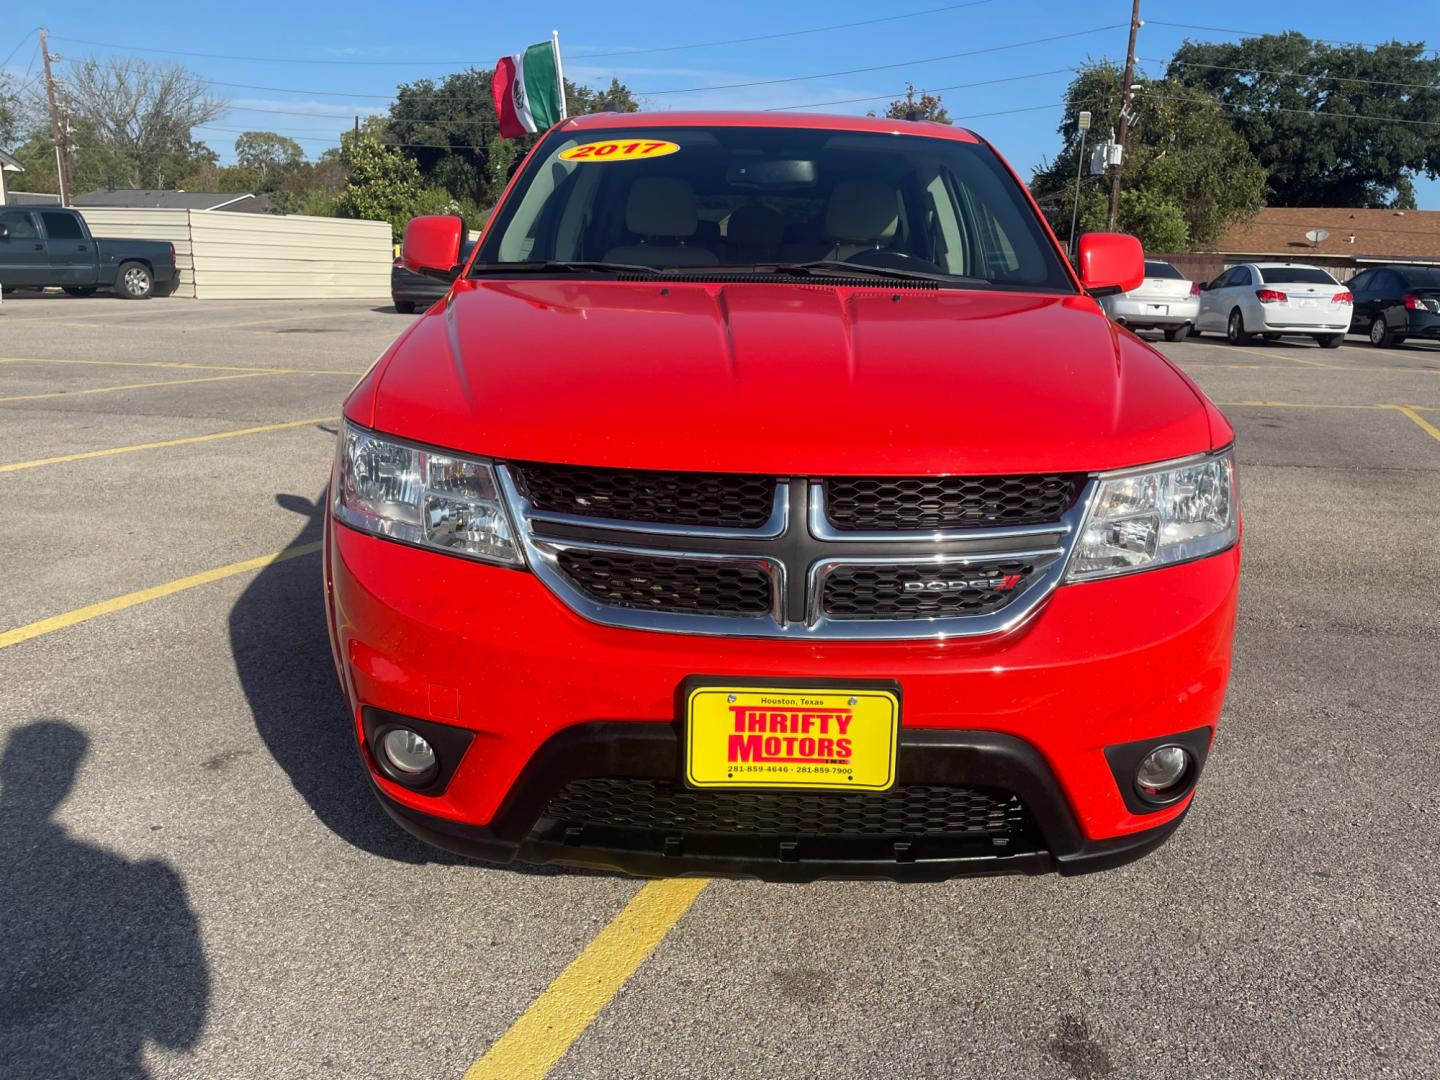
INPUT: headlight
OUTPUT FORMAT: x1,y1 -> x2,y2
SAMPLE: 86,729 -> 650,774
1066,449 -> 1237,582
334,422 -> 521,566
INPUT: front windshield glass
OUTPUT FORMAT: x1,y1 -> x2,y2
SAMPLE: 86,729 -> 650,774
475,124 -> 1074,292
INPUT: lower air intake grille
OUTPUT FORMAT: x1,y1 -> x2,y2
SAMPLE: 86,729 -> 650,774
821,561 -> 1033,620
540,778 -> 1026,838
823,474 -> 1082,530
555,550 -> 772,616
515,462 -> 775,528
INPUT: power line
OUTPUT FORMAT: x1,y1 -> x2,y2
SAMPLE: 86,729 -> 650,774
1145,20 -> 1440,58
48,34 -> 483,67
764,68 -> 1079,112
1146,56 -> 1440,93
1,27 -> 38,69
574,1 -> 998,59
634,25 -> 1124,95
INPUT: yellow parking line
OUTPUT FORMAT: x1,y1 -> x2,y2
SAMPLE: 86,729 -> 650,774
1396,406 -> 1440,443
0,370 -> 287,404
1218,399 -> 1440,413
463,878 -> 709,1080
0,356 -> 361,376
0,542 -> 321,650
1225,345 -> 1338,368
0,416 -> 334,474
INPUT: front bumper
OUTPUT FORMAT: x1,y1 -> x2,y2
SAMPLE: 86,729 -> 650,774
326,517 -> 1240,878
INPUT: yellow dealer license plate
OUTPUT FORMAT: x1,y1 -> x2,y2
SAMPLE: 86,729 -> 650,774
684,682 -> 900,792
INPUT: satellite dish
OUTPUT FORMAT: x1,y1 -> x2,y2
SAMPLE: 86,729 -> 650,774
1305,229 -> 1330,244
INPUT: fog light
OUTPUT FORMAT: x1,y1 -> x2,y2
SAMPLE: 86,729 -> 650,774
381,728 -> 436,777
1135,745 -> 1191,800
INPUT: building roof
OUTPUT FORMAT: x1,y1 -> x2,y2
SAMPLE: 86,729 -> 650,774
0,149 -> 23,172
71,189 -> 275,213
1213,206 -> 1440,265
3,191 -> 62,205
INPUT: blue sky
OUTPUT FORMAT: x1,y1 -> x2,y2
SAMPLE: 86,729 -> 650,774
4,0 -> 1437,206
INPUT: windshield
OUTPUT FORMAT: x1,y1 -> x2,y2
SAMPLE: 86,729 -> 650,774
1257,266 -> 1338,285
1398,266 -> 1440,288
1144,261 -> 1183,279
474,124 -> 1074,292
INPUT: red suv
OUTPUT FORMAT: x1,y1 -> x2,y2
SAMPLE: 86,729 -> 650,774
324,112 -> 1240,881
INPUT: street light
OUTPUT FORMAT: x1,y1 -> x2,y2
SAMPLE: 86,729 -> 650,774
1068,110 -> 1091,257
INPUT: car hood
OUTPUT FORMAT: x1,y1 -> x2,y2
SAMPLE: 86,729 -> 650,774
364,278 -> 1215,474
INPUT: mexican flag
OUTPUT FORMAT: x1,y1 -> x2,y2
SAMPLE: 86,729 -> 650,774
492,40 -> 565,139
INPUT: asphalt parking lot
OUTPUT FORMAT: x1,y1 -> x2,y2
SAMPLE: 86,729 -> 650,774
2,292 -> 1438,1080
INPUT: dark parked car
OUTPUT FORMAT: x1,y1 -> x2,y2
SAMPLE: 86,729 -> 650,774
392,238 -> 475,313
0,206 -> 179,299
1348,264 -> 1440,347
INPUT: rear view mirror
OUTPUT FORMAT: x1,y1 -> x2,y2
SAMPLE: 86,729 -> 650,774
1076,232 -> 1144,296
402,215 -> 466,281
725,159 -> 817,187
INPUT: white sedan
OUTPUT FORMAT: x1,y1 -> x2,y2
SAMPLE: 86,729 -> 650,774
1194,262 -> 1352,348
1098,259 -> 1200,341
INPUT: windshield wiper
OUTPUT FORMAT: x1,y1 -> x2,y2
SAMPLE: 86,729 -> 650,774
759,260 -> 988,286
468,260 -> 662,276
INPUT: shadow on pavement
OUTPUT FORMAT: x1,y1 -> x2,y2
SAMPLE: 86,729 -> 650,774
0,721 -> 209,1080
233,488 -> 611,876
229,488 -> 457,864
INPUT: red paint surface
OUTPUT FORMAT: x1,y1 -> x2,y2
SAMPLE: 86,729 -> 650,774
325,111 -> 1241,852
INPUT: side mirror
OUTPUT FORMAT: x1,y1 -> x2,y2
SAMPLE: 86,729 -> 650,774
1076,232 -> 1144,296
401,215 -> 465,282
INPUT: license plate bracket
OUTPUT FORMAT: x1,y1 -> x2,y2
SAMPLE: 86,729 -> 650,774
681,676 -> 900,792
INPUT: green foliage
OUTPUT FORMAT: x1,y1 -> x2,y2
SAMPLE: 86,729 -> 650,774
386,68 -> 639,210
0,71 -> 21,147
1117,189 -> 1189,251
871,83 -> 951,124
234,132 -> 305,192
334,129 -> 429,239
1033,63 -> 1266,251
1168,33 -> 1440,207
12,118 -> 138,195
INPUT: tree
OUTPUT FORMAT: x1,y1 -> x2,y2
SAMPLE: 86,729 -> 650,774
11,117 -> 137,195
63,56 -> 227,188
333,128 -> 445,240
1032,63 -> 1266,251
1168,33 -> 1440,207
0,71 -> 21,147
871,83 -> 951,124
387,68 -> 639,210
234,132 -> 305,192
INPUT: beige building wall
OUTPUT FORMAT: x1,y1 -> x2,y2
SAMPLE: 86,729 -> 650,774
74,208 -> 391,299
187,212 -> 390,299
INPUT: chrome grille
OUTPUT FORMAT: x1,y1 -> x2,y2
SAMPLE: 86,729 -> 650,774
498,465 -> 1093,641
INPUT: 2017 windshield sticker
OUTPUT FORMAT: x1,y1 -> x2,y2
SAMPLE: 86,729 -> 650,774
559,139 -> 680,162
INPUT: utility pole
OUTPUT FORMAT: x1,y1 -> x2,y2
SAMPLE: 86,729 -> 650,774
1068,110 -> 1092,256
39,29 -> 75,207
1106,0 -> 1142,230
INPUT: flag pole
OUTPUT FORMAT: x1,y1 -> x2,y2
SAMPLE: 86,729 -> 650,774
551,30 -> 567,119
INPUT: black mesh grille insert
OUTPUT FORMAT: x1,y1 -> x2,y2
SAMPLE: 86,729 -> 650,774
515,463 -> 775,528
541,778 -> 1026,838
555,550 -> 772,616
824,474 -> 1081,530
822,561 -> 1033,620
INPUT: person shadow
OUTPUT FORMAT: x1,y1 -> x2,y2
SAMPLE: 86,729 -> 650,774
230,486 -> 459,864
0,720 -> 209,1080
